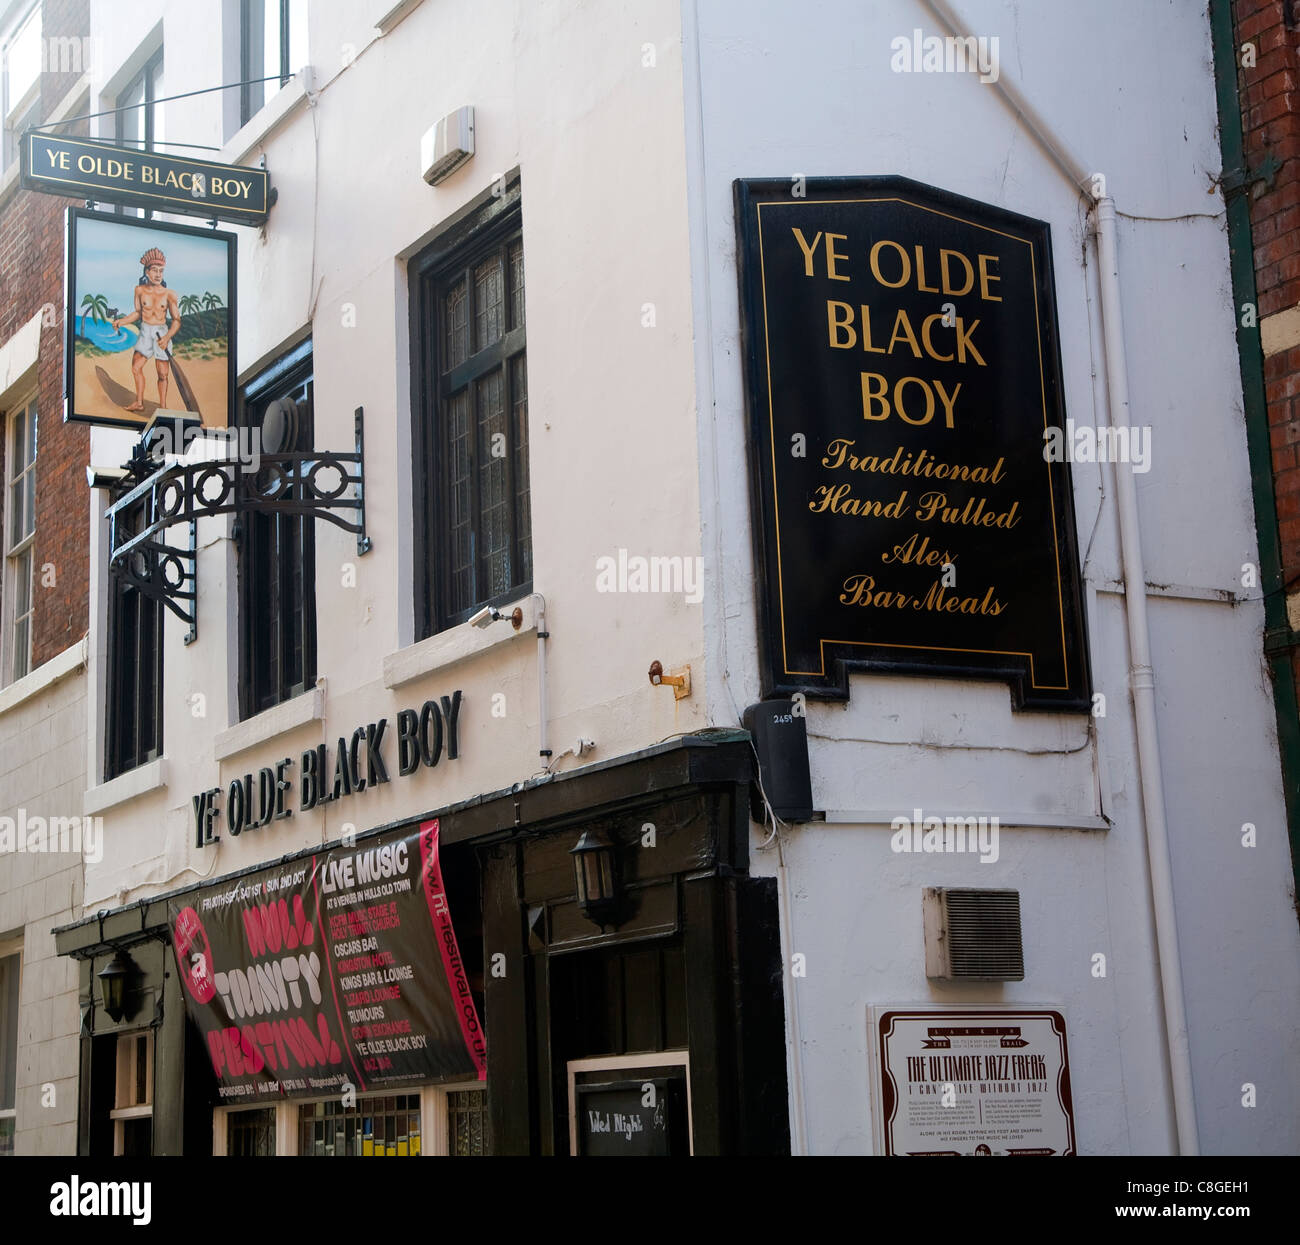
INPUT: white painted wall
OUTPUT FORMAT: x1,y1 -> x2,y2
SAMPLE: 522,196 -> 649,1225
681,0 -> 1300,1155
79,6 -> 708,909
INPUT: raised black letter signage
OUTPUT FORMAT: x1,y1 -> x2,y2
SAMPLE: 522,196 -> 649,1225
734,176 -> 1091,710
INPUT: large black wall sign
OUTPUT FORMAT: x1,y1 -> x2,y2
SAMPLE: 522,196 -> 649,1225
734,176 -> 1091,711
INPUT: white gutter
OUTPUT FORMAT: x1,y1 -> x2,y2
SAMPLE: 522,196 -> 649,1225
921,0 -> 1199,1154
534,593 -> 549,762
1093,196 -> 1198,1154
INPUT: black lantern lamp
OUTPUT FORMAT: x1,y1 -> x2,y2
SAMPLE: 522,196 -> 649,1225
570,828 -> 621,929
97,949 -> 137,1023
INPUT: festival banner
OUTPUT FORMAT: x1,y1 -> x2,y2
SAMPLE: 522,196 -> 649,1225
169,819 -> 485,1105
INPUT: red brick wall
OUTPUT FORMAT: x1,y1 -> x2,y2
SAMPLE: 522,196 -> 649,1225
0,0 -> 90,671
1234,0 -> 1300,728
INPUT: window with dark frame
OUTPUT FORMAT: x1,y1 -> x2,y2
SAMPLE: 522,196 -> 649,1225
105,493 -> 163,781
236,341 -> 315,720
227,1107 -> 276,1156
241,0 -> 308,126
412,189 -> 531,637
115,49 -> 163,220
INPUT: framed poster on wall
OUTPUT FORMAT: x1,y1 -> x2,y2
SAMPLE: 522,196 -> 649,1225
870,1006 -> 1076,1155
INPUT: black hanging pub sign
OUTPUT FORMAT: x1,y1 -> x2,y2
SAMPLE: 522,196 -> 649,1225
734,176 -> 1091,711
22,132 -> 269,226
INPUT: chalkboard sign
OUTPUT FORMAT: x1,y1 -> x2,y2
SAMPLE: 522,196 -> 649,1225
734,176 -> 1091,711
575,1077 -> 687,1156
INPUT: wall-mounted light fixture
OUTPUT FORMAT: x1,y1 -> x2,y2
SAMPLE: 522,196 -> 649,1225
97,948 -> 137,1023
648,660 -> 691,700
570,828 -> 621,930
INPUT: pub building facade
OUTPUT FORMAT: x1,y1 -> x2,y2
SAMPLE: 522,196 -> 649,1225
39,0 -> 1300,1158
49,0 -> 790,1156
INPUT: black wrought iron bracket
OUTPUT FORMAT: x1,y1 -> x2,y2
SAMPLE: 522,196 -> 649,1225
106,407 -> 372,643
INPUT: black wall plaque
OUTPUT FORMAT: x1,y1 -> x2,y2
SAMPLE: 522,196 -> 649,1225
734,176 -> 1091,711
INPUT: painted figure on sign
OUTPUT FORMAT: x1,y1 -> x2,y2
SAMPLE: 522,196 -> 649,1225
112,247 -> 181,412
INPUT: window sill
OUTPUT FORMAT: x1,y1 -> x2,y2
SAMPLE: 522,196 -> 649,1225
0,307 -> 42,406
0,637 -> 87,718
214,684 -> 324,762
85,757 -> 167,816
221,69 -> 312,166
384,595 -> 537,690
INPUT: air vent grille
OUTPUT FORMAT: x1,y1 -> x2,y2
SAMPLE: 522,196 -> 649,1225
923,887 -> 1024,981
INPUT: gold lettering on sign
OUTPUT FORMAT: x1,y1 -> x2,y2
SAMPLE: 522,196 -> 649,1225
915,491 -> 1021,529
776,215 -> 1036,643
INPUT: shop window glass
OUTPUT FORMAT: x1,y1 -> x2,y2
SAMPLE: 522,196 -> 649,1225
298,1093 -> 421,1156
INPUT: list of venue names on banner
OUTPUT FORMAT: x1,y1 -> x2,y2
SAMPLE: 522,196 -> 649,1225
734,176 -> 1091,710
169,820 -> 484,1105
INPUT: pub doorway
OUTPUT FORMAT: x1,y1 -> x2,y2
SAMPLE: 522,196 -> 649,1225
547,940 -> 691,1155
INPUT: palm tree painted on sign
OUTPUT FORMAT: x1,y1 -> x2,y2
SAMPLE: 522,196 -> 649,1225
79,292 -> 110,326
201,291 -> 223,311
178,293 -> 202,316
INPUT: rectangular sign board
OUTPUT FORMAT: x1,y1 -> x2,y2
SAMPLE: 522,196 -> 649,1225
24,132 -> 268,225
576,1077 -> 689,1156
734,176 -> 1091,710
65,208 -> 235,429
872,1006 -> 1076,1155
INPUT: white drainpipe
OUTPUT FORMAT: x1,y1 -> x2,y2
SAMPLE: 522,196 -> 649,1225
921,0 -> 1199,1154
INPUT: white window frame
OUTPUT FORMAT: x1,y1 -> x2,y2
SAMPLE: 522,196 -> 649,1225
0,936 -> 22,1154
110,1029 -> 153,1156
3,393 -> 37,685
1,2 -> 41,173
214,1081 -> 486,1155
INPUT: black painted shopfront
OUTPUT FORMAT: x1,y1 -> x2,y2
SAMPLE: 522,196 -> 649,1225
54,733 -> 790,1155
